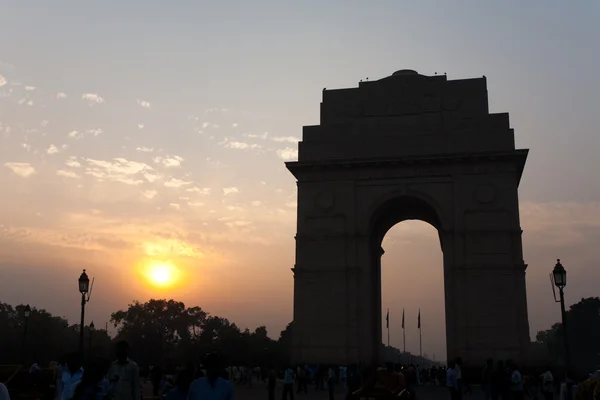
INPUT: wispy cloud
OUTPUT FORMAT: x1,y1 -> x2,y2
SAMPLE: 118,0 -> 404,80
56,170 -> 80,179
84,158 -> 153,185
86,128 -> 102,136
82,93 -> 105,104
56,92 -> 68,99
246,132 -> 269,140
186,187 -> 211,195
4,162 -> 36,177
223,187 -> 240,195
142,190 -> 157,199
47,145 -> 60,154
271,136 -> 300,143
0,74 -> 7,87
225,141 -> 262,150
164,178 -> 192,188
137,99 -> 151,108
24,86 -> 36,91
136,147 -> 154,153
154,156 -> 184,168
276,147 -> 298,161
68,130 -> 81,139
65,157 -> 81,168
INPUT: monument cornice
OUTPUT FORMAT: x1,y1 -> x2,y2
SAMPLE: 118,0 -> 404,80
287,149 -> 528,183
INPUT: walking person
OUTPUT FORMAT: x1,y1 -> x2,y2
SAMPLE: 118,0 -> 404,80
327,366 -> 335,400
492,360 -> 508,400
282,366 -> 294,400
59,354 -> 84,400
507,361 -> 524,400
296,366 -> 307,395
540,368 -> 554,400
267,367 -> 276,400
70,360 -> 110,400
151,365 -> 164,397
482,359 -> 494,400
186,353 -> 233,400
446,361 -> 459,400
107,341 -> 140,400
162,368 -> 193,400
454,358 -> 464,400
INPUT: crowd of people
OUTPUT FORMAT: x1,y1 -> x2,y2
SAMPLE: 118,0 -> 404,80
3,346 -> 600,400
0,341 -> 234,400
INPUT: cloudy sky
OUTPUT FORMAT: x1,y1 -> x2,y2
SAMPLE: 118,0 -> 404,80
0,1 -> 599,361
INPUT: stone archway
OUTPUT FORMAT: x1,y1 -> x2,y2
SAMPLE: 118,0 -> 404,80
369,195 -> 444,363
286,70 -> 531,367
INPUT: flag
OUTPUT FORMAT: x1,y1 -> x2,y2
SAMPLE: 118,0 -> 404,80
386,309 -> 389,329
418,309 -> 421,329
401,309 -> 405,329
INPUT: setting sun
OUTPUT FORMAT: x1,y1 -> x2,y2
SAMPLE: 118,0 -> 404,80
144,261 -> 180,288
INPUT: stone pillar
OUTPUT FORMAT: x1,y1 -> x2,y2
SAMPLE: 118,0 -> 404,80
450,210 -> 530,366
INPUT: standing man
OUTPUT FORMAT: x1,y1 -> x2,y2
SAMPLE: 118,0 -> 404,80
150,365 -> 164,396
59,353 -> 84,400
186,353 -> 233,400
107,341 -> 141,400
482,359 -> 494,400
267,366 -> 277,400
282,366 -> 294,400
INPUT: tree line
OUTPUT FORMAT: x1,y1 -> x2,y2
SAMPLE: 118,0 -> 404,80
0,299 -> 293,368
534,296 -> 600,375
1,296 -> 598,372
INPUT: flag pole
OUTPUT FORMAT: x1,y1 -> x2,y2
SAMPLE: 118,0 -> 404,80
402,308 -> 406,353
387,308 -> 390,347
418,309 -> 422,357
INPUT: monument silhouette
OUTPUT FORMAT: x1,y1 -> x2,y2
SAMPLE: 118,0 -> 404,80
286,69 -> 531,367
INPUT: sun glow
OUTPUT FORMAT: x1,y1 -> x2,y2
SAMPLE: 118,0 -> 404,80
144,261 -> 179,288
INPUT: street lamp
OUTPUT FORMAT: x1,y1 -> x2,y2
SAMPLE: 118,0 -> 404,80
550,259 -> 570,372
78,269 -> 94,360
88,321 -> 95,359
22,304 -> 31,364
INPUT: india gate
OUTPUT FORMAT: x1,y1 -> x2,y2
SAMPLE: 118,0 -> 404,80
286,70 -> 531,366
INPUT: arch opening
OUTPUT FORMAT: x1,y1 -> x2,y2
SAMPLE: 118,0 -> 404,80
379,221 -> 446,366
369,196 -> 446,366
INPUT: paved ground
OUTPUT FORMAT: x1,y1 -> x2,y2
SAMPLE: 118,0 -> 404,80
230,383 -> 487,400
143,379 -> 487,400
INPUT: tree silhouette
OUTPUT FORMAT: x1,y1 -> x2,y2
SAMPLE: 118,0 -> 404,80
108,299 -> 285,366
0,302 -> 111,365
536,297 -> 600,375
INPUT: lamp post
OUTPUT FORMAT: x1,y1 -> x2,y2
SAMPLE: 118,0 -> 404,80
21,304 -> 31,363
88,321 -> 95,359
78,269 -> 93,360
551,259 -> 570,372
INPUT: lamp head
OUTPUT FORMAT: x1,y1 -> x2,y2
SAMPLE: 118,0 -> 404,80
553,259 -> 567,289
78,269 -> 90,294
